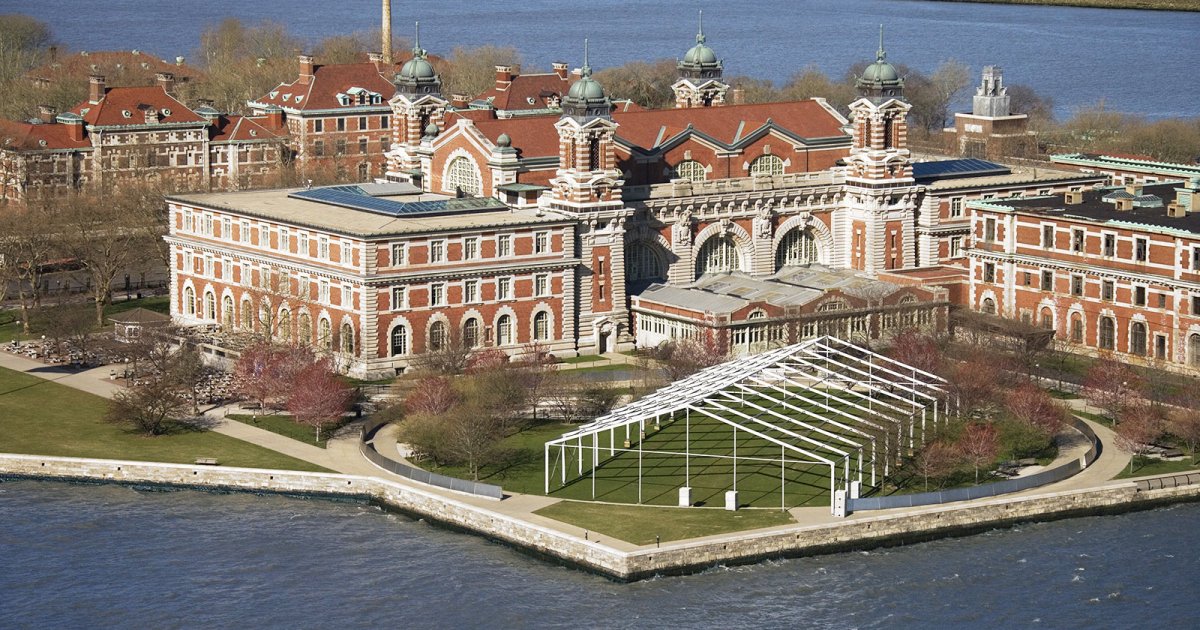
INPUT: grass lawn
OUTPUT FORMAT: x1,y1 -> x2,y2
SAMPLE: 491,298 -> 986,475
561,354 -> 609,365
0,366 -> 329,472
0,296 -> 171,345
419,421 -> 575,494
1115,456 -> 1200,479
1072,410 -> 1113,427
1047,389 -> 1080,400
228,413 -> 335,448
563,363 -> 642,374
534,501 -> 795,545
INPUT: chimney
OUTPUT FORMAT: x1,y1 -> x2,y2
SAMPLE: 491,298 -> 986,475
1125,182 -> 1143,197
298,54 -> 314,84
368,51 -> 384,70
63,115 -> 84,142
144,107 -> 160,124
732,85 -> 746,105
552,62 -> 568,80
264,105 -> 284,128
1065,190 -> 1083,205
450,93 -> 469,108
49,45 -> 58,62
495,65 -> 514,86
37,105 -> 57,123
156,72 -> 175,94
88,75 -> 105,104
381,0 -> 392,65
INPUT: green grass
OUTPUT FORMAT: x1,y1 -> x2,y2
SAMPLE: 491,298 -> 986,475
1115,456 -> 1200,479
1047,389 -> 1080,400
1072,410 -> 1114,427
420,421 -> 576,494
534,501 -> 796,545
0,366 -> 330,472
563,363 -> 641,374
562,354 -> 610,364
228,414 -> 335,448
0,296 -> 171,345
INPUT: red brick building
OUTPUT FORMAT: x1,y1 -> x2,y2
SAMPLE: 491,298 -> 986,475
968,180 -> 1200,370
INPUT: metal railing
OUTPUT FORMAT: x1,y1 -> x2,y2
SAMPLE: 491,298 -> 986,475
358,418 -> 503,500
848,416 -> 1100,512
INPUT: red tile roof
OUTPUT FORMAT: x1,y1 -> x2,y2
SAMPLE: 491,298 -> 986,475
209,114 -> 285,143
474,72 -> 571,111
471,114 -> 562,158
26,50 -> 202,85
70,85 -> 204,127
0,119 -> 90,151
253,62 -> 396,112
613,100 -> 846,149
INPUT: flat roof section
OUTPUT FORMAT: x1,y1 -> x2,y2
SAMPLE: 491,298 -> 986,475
980,182 -> 1200,235
169,187 -> 573,239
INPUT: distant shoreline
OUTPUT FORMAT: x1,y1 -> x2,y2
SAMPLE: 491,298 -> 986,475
928,0 -> 1200,11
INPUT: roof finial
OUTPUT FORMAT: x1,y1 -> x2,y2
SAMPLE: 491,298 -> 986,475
582,38 -> 591,77
413,21 -> 424,58
876,24 -> 886,62
697,10 -> 706,44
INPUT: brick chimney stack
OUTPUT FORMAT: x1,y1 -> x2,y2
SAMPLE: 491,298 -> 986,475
156,72 -> 175,94
63,115 -> 84,142
552,62 -> 569,80
495,65 -> 515,87
368,52 -> 384,71
37,105 -> 57,123
298,54 -> 314,84
732,85 -> 746,105
88,75 -> 106,104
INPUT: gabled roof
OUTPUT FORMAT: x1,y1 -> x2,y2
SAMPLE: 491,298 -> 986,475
252,62 -> 397,112
27,50 -> 202,85
469,113 -> 562,158
209,114 -> 285,143
70,85 -> 204,127
612,100 -> 848,151
0,119 -> 90,151
474,71 -> 571,112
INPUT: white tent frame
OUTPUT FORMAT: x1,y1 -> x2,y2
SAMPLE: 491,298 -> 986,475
544,336 -> 949,513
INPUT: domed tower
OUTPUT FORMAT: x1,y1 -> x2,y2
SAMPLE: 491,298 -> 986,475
842,26 -> 918,275
387,22 -> 447,185
547,41 -> 633,354
672,11 -> 729,108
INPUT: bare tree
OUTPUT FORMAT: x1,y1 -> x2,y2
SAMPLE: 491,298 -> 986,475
593,59 -> 678,109
1167,403 -> 1200,464
286,357 -> 352,441
439,45 -> 521,100
650,337 -> 730,381
912,440 -> 962,491
958,422 -> 1000,483
403,375 -> 459,416
0,199 -> 60,333
1114,404 -> 1165,474
1082,357 -> 1143,423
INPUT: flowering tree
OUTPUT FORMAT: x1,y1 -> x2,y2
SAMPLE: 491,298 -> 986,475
958,422 -> 1000,483
886,329 -> 944,377
286,358 -> 352,441
912,440 -> 963,491
1167,403 -> 1200,464
233,342 -> 311,413
1114,404 -> 1165,474
404,376 -> 459,417
1083,358 -> 1144,423
1005,382 -> 1066,435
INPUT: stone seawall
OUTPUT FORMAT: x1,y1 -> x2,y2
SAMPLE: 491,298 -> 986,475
4,453 -> 1200,582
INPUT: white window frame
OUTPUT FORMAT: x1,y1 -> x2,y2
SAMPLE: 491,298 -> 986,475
497,234 -> 512,258
391,243 -> 407,266
430,239 -> 445,263
392,286 -> 407,310
497,277 -> 512,300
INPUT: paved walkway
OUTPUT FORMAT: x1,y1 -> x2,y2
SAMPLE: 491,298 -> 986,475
0,345 -> 1176,553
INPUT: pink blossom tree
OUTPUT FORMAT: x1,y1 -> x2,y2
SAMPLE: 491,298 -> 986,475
286,358 -> 353,442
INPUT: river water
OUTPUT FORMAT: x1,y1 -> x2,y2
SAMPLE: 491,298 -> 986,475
2,479 -> 1198,628
3,0 -> 1198,119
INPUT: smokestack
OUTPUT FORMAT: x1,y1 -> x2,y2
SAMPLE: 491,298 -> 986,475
298,55 -> 314,84
382,0 -> 393,65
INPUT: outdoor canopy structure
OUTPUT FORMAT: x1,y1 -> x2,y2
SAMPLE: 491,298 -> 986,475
545,336 -> 949,515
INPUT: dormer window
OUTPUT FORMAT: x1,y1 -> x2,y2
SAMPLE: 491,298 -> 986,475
294,96 -> 303,103
269,91 -> 279,99
162,108 -> 171,116
122,110 -> 132,118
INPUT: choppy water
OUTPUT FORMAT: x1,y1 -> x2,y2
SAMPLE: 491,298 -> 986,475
3,0 -> 1198,119
2,479 -> 1198,628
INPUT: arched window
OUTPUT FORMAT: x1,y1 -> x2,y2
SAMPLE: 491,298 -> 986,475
1040,307 -> 1054,332
357,162 -> 369,181
298,312 -> 312,346
183,286 -> 195,316
318,318 -> 332,350
340,323 -> 355,355
696,235 -> 741,276
981,297 -> 996,315
533,311 -> 550,341
391,325 -> 408,356
1070,313 -> 1084,343
1130,321 -> 1147,355
496,314 -> 514,346
429,320 -> 448,351
463,318 -> 481,348
241,298 -> 253,329
1099,316 -> 1116,351
222,296 -> 234,328
626,241 -> 667,282
1190,334 -> 1200,367
203,291 -> 216,320
277,309 -> 291,342
671,160 -> 707,182
445,156 -> 481,196
749,154 -> 784,177
776,228 -> 818,269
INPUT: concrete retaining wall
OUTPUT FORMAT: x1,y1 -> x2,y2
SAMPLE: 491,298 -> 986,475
3,453 -> 1199,582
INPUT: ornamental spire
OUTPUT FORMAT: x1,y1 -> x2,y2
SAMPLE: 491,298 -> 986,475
412,21 -> 425,58
697,10 -> 706,44
876,24 -> 886,62
582,38 -> 591,77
